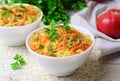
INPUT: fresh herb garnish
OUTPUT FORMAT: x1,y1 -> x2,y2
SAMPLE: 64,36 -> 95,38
1,0 -> 87,25
11,54 -> 26,70
61,21 -> 71,32
39,45 -> 44,49
44,20 -> 71,41
44,28 -> 51,35
49,33 -> 58,41
11,62 -> 21,70
72,1 -> 87,11
0,1 -> 2,4
44,20 -> 59,41
35,33 -> 39,41
48,45 -> 53,51
19,58 -> 26,65
2,8 -> 10,17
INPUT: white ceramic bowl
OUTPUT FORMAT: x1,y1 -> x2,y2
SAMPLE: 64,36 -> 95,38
0,4 -> 43,46
26,24 -> 95,76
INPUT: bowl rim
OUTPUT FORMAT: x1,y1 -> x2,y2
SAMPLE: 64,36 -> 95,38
26,24 -> 95,60
0,3 -> 43,29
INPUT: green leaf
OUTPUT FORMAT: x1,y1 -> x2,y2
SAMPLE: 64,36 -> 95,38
2,8 -> 10,18
48,4 -> 56,11
19,58 -> 26,65
48,45 -> 53,51
2,13 -> 8,18
38,0 -> 42,4
11,62 -> 20,70
7,0 -> 14,6
44,28 -> 50,35
50,20 -> 56,27
4,0 -> 9,4
71,1 -> 87,11
44,20 -> 59,41
11,54 -> 26,70
39,45 -> 44,49
61,21 -> 71,32
35,33 -> 39,41
49,33 -> 58,41
79,3 -> 87,9
0,1 -> 2,5
50,27 -> 56,34
2,8 -> 9,12
13,54 -> 22,60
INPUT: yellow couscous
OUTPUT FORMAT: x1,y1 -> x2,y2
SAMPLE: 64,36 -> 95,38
0,4 -> 41,26
31,25 -> 92,57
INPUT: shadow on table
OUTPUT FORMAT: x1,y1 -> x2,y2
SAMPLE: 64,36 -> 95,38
57,57 -> 109,81
56,52 -> 120,81
99,51 -> 120,64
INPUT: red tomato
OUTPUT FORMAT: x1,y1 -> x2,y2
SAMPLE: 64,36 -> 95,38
97,9 -> 120,39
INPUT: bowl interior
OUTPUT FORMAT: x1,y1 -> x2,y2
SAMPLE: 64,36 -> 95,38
0,3 -> 43,28
28,28 -> 44,48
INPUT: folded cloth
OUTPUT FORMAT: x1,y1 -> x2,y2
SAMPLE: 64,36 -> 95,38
70,0 -> 120,57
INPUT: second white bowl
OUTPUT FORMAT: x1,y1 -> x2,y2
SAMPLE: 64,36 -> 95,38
0,4 -> 43,46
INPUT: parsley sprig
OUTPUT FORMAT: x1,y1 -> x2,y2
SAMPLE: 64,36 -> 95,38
35,33 -> 39,41
48,45 -> 53,51
11,54 -> 26,70
61,21 -> 71,32
39,45 -> 44,49
44,20 -> 59,41
2,8 -> 10,17
44,20 -> 71,41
